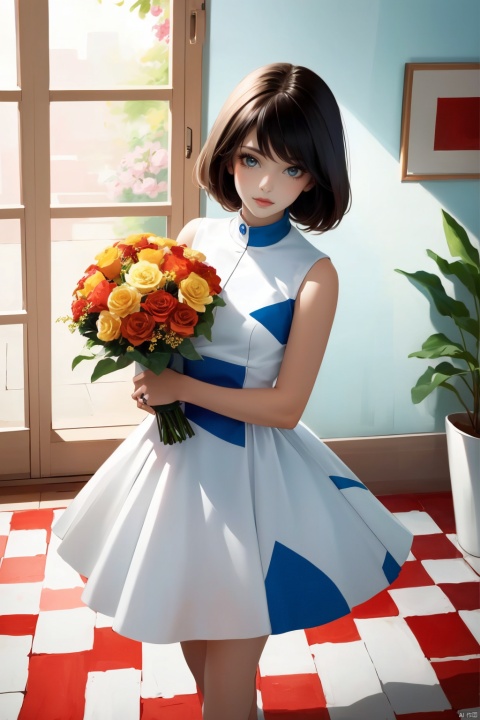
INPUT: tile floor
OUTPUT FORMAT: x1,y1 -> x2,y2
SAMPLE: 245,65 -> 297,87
0,487 -> 478,720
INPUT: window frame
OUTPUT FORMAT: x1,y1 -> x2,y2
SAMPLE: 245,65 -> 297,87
0,0 -> 205,483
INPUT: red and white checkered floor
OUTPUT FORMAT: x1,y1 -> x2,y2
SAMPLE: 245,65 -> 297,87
0,489 -> 478,719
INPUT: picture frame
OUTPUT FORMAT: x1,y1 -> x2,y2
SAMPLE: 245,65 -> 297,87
400,62 -> 480,181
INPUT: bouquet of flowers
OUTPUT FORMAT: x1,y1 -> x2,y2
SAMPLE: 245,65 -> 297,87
60,232 -> 225,444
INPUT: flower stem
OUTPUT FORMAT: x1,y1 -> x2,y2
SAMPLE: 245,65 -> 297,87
152,401 -> 195,444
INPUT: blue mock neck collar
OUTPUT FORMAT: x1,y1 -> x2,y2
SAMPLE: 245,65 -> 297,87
235,211 -> 291,247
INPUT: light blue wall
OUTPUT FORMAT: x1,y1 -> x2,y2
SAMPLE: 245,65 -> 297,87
201,0 -> 480,438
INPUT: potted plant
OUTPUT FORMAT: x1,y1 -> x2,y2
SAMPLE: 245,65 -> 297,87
396,209 -> 480,556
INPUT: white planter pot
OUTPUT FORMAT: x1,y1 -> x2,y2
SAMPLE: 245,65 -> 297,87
446,413 -> 480,557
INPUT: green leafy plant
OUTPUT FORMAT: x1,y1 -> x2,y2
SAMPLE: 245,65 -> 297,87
395,210 -> 480,437
98,0 -> 163,19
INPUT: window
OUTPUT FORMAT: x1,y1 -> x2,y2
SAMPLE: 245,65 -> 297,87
0,0 -> 205,482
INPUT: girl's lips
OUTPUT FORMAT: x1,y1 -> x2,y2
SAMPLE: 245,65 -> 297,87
253,197 -> 274,207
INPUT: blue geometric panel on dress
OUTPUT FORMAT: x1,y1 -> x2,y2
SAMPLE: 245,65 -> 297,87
250,298 -> 295,345
382,550 -> 402,584
183,356 -> 246,447
264,541 -> 350,635
329,475 -> 367,491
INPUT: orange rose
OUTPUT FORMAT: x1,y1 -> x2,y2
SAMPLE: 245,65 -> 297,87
138,247 -> 165,268
87,279 -> 115,313
120,312 -> 156,346
74,264 -> 101,295
94,246 -> 122,280
141,290 -> 178,322
162,247 -> 194,282
168,305 -> 198,337
77,270 -> 106,298
71,297 -> 88,322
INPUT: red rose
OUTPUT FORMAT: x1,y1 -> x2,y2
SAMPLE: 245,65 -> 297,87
117,245 -> 139,262
136,236 -> 157,250
168,305 -> 198,337
71,297 -> 88,322
191,261 -> 222,295
141,289 -> 178,322
120,312 -> 156,346
162,248 -> 194,282
87,279 -> 115,313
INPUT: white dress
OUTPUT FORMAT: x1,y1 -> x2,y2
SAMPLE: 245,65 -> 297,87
53,212 -> 413,644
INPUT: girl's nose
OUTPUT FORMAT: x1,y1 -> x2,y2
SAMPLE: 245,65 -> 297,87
259,174 -> 272,192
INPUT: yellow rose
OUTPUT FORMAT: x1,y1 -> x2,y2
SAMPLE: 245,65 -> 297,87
78,270 -> 105,297
95,246 -> 122,280
96,310 -> 122,342
183,247 -> 207,262
107,284 -> 142,318
138,247 -> 165,268
179,272 -> 213,312
121,233 -> 155,246
125,260 -> 164,294
149,236 -> 178,249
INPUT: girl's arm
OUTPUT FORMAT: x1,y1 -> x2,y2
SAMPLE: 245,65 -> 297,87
175,218 -> 202,247
133,257 -> 338,429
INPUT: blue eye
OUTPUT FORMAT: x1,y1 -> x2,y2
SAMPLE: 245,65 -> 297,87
285,166 -> 303,178
242,154 -> 258,168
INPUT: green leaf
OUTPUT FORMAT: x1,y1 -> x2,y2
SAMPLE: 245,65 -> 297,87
195,305 -> 214,341
91,358 -> 118,382
72,353 -> 95,370
133,351 -> 166,374
411,362 -> 470,404
454,316 -> 479,338
178,339 -> 202,361
408,332 -> 478,367
115,354 -> 134,370
150,352 -> 171,375
394,269 -> 470,319
195,319 -> 212,341
212,295 -> 226,308
442,210 -> 480,270
129,0 -> 151,17
193,295 -> 225,341
427,250 -> 480,299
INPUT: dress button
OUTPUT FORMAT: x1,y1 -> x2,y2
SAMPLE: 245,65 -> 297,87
239,223 -> 247,236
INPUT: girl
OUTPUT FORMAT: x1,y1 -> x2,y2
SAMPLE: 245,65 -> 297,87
54,63 -> 413,720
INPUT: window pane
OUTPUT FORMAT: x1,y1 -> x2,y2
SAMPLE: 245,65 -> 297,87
0,324 -> 25,429
0,219 -> 22,311
50,101 -> 169,205
49,0 -> 171,89
52,216 -> 167,430
0,0 -> 17,89
0,104 -> 20,204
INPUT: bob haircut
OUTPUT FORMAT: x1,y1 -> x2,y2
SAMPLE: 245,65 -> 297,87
194,63 -> 351,233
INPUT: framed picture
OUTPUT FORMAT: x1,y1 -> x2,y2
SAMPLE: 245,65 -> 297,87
400,62 -> 480,181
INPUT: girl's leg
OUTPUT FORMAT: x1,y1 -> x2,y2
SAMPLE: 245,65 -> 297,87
203,635 -> 268,720
180,640 -> 207,699
247,675 -> 260,720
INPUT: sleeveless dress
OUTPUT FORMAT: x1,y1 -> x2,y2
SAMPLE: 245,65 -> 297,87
52,211 -> 413,644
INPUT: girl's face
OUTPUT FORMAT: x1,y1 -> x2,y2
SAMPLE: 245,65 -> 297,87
229,128 -> 314,227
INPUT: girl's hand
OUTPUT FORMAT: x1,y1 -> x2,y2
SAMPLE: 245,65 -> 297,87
131,368 -> 182,413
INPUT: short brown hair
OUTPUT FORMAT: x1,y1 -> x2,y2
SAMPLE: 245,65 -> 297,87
194,63 -> 351,233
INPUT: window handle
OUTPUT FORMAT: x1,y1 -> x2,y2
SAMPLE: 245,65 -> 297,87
186,127 -> 193,159
189,3 -> 205,45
